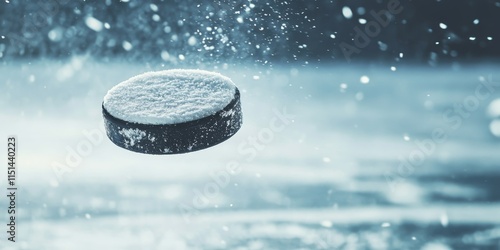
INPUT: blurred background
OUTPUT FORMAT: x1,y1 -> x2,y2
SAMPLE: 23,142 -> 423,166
1,0 -> 500,249
2,0 -> 500,64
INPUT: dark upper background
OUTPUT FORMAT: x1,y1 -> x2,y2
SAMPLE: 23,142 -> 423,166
0,0 -> 499,65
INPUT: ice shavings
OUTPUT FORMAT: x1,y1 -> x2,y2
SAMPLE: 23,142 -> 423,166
103,69 -> 236,125
118,128 -> 146,147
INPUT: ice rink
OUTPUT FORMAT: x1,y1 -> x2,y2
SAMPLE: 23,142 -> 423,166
1,60 -> 500,249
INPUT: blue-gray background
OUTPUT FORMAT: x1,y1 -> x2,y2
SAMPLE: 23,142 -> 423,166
0,0 -> 500,249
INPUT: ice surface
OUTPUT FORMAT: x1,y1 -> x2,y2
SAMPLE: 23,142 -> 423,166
103,69 -> 236,125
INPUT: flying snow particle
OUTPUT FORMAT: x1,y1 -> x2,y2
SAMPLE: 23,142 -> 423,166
253,75 -> 260,80
359,18 -> 367,24
378,41 -> 388,51
48,28 -> 63,42
152,14 -> 160,22
150,3 -> 158,12
178,54 -> 185,61
320,220 -> 333,228
381,222 -> 391,228
490,120 -> 500,137
340,83 -> 348,93
342,6 -> 353,19
104,22 -> 111,29
85,213 -> 92,219
390,66 -> 397,71
161,51 -> 170,61
330,34 -> 336,39
473,19 -> 479,25
28,75 -> 36,83
85,16 -> 103,32
188,36 -> 197,46
236,16 -> 244,23
487,99 -> 500,118
439,23 -> 447,29
440,213 -> 449,227
399,52 -> 404,58
487,37 -> 493,41
403,134 -> 410,141
122,41 -> 133,51
360,75 -> 370,84
469,37 -> 476,41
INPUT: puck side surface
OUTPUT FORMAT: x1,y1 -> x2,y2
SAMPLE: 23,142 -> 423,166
102,70 -> 242,154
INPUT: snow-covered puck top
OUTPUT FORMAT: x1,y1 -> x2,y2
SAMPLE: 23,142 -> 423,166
103,69 -> 236,125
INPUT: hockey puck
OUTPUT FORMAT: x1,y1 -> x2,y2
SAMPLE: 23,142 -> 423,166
102,69 -> 242,154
